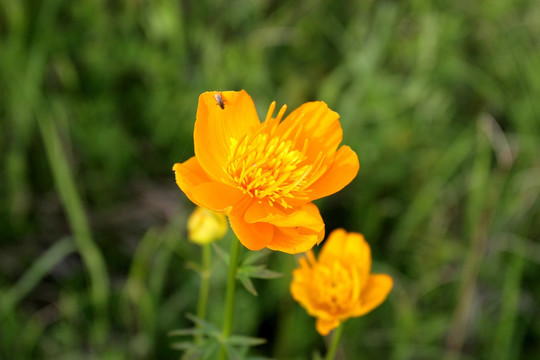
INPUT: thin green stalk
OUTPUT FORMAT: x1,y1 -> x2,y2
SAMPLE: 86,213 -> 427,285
218,238 -> 241,360
1,237 -> 75,317
325,323 -> 344,360
445,120 -> 491,360
490,238 -> 526,360
197,243 -> 212,320
195,243 -> 212,343
37,114 -> 110,340
122,227 -> 160,358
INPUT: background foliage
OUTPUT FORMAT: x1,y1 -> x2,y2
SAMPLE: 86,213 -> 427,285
1,0 -> 539,359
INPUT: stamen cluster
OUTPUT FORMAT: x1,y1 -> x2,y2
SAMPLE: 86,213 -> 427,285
226,132 -> 313,207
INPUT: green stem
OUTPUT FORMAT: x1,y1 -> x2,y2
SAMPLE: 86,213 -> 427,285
218,238 -> 241,360
1,237 -> 75,317
195,243 -> 212,342
37,114 -> 110,342
490,238 -> 526,360
325,323 -> 344,360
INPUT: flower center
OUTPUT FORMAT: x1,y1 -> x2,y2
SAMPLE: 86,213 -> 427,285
312,261 -> 363,312
224,102 -> 315,208
226,133 -> 312,207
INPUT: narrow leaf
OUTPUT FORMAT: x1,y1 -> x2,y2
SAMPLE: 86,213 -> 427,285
239,275 -> 258,296
227,335 -> 267,346
185,313 -> 219,332
250,268 -> 282,279
242,249 -> 271,265
212,242 -> 230,264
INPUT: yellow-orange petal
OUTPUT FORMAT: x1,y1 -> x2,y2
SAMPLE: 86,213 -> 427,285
316,318 -> 341,336
353,274 -> 393,317
290,259 -> 335,319
229,210 -> 274,250
267,226 -> 324,254
307,145 -> 359,201
319,229 -> 371,276
194,90 -> 261,182
276,101 -> 343,164
290,269 -> 309,303
244,202 -> 324,233
173,158 -> 244,213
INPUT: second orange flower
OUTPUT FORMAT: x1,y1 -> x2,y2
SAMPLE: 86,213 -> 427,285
173,90 -> 359,254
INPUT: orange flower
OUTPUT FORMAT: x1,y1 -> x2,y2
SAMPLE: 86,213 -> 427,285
290,229 -> 393,335
172,90 -> 359,254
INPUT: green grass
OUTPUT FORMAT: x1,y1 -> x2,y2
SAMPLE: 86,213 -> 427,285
1,0 -> 539,359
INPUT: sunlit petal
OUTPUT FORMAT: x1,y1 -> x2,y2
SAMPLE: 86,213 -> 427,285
267,226 -> 323,254
276,101 -> 343,163
353,274 -> 393,317
316,318 -> 341,336
308,146 -> 359,201
319,229 -> 371,276
229,209 -> 274,250
244,202 -> 323,232
194,90 -> 260,182
173,158 -> 244,213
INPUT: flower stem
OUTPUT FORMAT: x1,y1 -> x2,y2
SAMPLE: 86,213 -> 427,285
325,323 -> 344,360
38,113 -> 109,344
218,238 -> 241,360
195,243 -> 212,343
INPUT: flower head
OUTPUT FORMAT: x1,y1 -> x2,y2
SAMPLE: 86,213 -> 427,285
290,229 -> 393,335
173,90 -> 359,254
187,206 -> 228,245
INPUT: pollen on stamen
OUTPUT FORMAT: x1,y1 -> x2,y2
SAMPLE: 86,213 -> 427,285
225,117 -> 314,207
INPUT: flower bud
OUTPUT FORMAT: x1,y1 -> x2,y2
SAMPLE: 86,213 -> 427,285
187,207 -> 228,245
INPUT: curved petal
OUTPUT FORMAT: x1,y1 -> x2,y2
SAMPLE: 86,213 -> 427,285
243,200 -> 287,223
353,274 -> 393,317
307,145 -> 359,201
267,226 -> 324,254
229,210 -> 274,250
173,157 -> 244,213
244,202 -> 324,234
194,90 -> 261,182
276,101 -> 343,164
289,264 -> 315,310
316,318 -> 341,336
319,230 -> 371,276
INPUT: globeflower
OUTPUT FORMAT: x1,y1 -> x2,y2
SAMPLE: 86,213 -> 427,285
290,229 -> 393,335
187,206 -> 228,245
173,90 -> 359,254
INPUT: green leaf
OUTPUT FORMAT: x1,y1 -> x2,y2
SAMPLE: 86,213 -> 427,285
227,335 -> 267,346
238,275 -> 258,296
212,242 -> 230,264
184,313 -> 219,332
236,264 -> 283,296
200,342 -> 219,360
237,265 -> 282,279
249,267 -> 282,279
224,343 -> 242,360
168,328 -> 207,337
242,249 -> 271,265
181,347 -> 205,360
170,341 -> 198,350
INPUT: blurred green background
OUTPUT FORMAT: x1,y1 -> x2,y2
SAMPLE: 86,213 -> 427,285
1,0 -> 539,359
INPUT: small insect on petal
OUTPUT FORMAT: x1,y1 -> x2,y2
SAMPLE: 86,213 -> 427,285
214,92 -> 225,109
